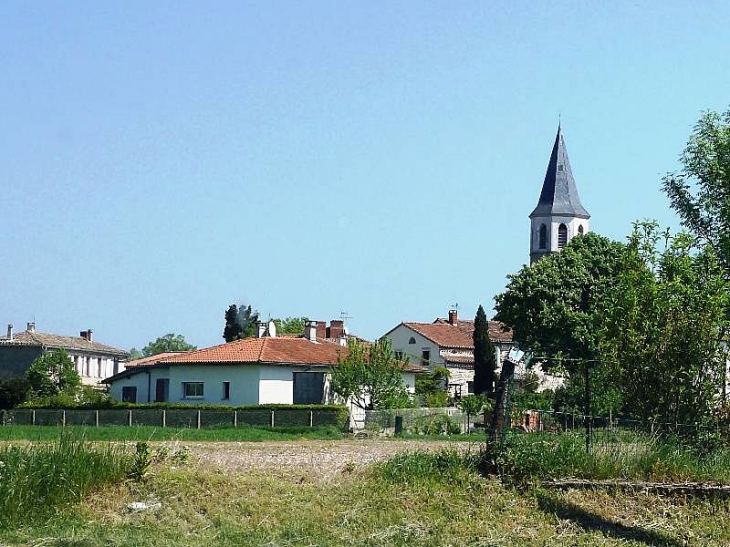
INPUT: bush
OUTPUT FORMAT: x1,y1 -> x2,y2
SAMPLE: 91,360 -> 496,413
419,414 -> 461,436
424,391 -> 449,408
0,377 -> 31,409
379,450 -> 479,486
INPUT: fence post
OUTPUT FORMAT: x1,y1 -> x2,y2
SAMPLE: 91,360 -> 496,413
233,410 -> 238,428
309,410 -> 313,428
197,410 -> 201,430
128,409 -> 133,427
162,409 -> 166,428
62,410 -> 66,427
270,410 -> 275,428
32,409 -> 36,426
95,410 -> 99,427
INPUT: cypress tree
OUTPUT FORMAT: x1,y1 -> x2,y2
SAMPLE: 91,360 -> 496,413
473,305 -> 497,395
223,304 -> 244,342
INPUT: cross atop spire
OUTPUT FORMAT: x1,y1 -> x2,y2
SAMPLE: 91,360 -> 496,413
529,125 -> 590,219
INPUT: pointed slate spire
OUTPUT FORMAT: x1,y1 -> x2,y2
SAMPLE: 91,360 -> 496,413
529,125 -> 590,219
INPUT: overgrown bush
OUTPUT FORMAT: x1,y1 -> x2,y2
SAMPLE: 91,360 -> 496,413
418,414 -> 460,436
379,450 -> 480,486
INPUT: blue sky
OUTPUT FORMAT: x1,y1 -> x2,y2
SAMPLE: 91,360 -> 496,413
2,1 -> 729,350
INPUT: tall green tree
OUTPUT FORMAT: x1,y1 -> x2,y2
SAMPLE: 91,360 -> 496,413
142,334 -> 196,357
330,338 -> 410,410
662,107 -> 730,275
25,349 -> 81,398
473,305 -> 496,395
494,233 -> 627,414
599,222 -> 729,426
223,304 -> 245,342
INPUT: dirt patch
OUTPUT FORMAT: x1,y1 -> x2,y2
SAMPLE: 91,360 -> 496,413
169,439 -> 479,481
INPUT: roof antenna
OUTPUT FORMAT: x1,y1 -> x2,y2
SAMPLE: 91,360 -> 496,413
558,112 -> 561,132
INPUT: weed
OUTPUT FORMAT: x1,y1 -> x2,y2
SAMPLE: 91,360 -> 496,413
128,441 -> 152,482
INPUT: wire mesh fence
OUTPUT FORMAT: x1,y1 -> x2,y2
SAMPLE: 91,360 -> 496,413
363,407 -> 474,435
0,407 -> 343,429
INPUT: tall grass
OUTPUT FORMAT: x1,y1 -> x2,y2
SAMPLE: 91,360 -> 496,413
378,450 -> 480,487
0,435 -> 131,527
498,431 -> 730,483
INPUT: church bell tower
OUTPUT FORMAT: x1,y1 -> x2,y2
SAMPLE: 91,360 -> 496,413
529,125 -> 590,264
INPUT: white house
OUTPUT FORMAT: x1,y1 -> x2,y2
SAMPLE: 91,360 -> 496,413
0,322 -> 128,386
383,309 -> 563,397
104,321 -> 423,406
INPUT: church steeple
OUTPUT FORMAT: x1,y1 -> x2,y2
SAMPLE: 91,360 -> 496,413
529,125 -> 591,264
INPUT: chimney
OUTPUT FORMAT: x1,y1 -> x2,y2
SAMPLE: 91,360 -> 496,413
80,329 -> 93,342
26,322 -> 35,333
305,321 -> 318,342
337,335 -> 348,347
7,324 -> 13,341
448,309 -> 458,325
328,320 -> 344,340
256,321 -> 267,338
315,321 -> 327,340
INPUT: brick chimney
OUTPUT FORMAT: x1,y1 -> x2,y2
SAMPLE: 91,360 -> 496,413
448,309 -> 458,325
328,320 -> 344,339
315,321 -> 327,340
80,329 -> 94,342
7,324 -> 13,341
305,321 -> 318,342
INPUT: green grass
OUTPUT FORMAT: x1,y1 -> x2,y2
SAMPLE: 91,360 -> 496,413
3,448 -> 730,545
498,431 -> 730,483
0,424 -> 344,442
0,434 -> 131,528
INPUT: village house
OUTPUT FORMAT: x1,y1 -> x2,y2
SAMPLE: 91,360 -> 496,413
0,323 -> 128,386
383,309 -> 563,398
104,321 -> 424,406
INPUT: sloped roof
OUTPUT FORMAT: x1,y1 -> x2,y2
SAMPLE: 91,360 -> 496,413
160,336 -> 345,366
125,352 -> 189,367
104,335 -> 426,382
0,330 -> 127,356
530,125 -> 590,220
398,318 -> 512,349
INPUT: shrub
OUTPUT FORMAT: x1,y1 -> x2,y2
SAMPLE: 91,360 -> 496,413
379,450 -> 479,487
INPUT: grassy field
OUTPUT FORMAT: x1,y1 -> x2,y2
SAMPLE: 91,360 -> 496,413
2,447 -> 730,546
0,424 -> 344,442
3,430 -> 730,545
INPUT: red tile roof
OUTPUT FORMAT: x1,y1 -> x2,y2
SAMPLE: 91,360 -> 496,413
398,319 -> 512,349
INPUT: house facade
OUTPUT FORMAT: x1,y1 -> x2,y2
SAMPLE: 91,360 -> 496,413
105,321 -> 422,406
0,323 -> 128,386
383,310 -> 514,399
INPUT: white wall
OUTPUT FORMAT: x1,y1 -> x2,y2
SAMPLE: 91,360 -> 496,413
168,364 -> 260,405
384,325 -> 443,370
71,352 -> 123,386
258,365 -> 294,404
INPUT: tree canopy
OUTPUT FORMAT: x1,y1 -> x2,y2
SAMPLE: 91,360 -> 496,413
272,317 -> 309,336
330,338 -> 410,410
25,349 -> 81,398
223,304 -> 259,342
142,334 -> 196,357
662,107 -> 730,275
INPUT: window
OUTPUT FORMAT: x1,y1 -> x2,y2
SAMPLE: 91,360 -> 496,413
578,224 -> 584,235
408,337 -> 416,345
538,224 -> 547,249
558,223 -> 568,249
467,381 -> 474,394
222,381 -> 231,400
394,351 -> 403,360
122,386 -> 137,403
183,382 -> 204,398
421,349 -> 430,367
